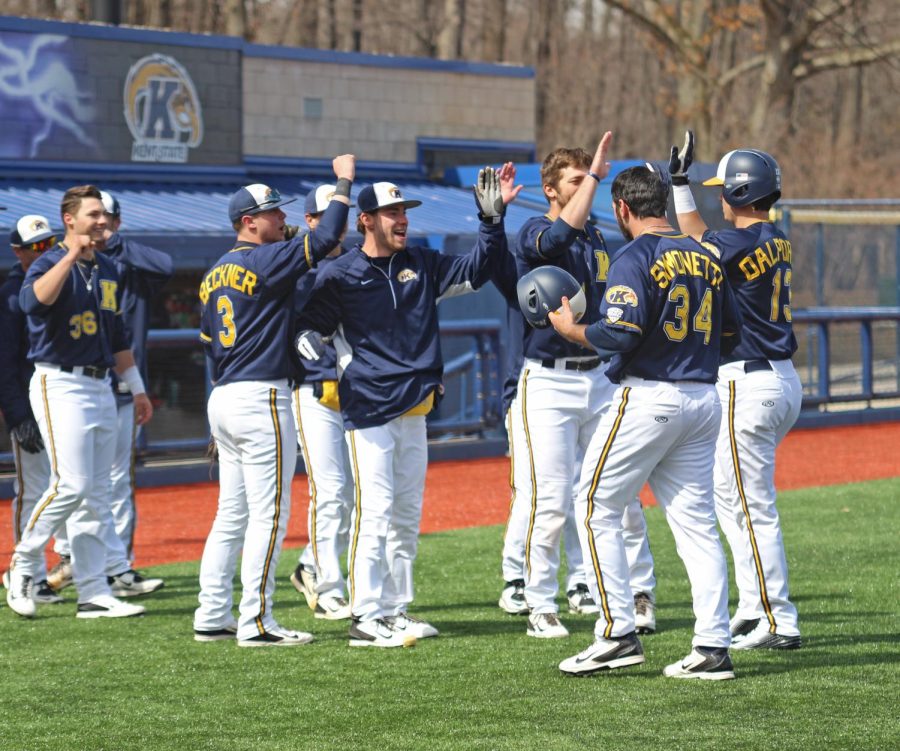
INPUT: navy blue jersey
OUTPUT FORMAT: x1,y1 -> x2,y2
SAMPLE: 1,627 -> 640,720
0,265 -> 35,428
488,240 -> 525,414
290,257 -> 338,386
20,246 -> 130,368
102,233 -> 174,402
298,221 -> 506,430
515,215 -> 611,360
200,200 -> 349,386
590,231 -> 741,384
703,223 -> 797,362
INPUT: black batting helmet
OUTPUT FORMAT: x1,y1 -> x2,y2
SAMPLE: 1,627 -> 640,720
703,149 -> 781,208
517,266 -> 586,329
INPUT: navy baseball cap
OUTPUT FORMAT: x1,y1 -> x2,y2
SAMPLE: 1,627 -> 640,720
356,182 -> 422,213
304,184 -> 355,215
228,184 -> 296,223
100,190 -> 121,216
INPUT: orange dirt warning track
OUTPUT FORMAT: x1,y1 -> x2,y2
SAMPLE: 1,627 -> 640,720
2,422 -> 898,568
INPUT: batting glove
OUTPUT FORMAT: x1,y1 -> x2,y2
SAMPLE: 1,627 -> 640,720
296,330 -> 326,361
473,167 -> 504,224
668,130 -> 694,186
11,418 -> 44,454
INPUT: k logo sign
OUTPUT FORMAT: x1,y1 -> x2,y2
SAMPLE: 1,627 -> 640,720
124,54 -> 203,163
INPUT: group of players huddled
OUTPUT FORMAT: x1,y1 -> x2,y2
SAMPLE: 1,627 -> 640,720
2,130 -> 800,679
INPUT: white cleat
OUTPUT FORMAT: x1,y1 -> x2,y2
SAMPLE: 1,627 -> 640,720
6,570 -> 37,618
633,592 -> 656,634
289,564 -> 318,610
314,594 -> 352,620
237,627 -> 314,647
526,612 -> 569,639
108,569 -> 164,597
76,595 -> 145,619
567,584 -> 600,615
559,632 -> 645,676
349,618 -> 416,648
385,612 -> 439,639
663,647 -> 735,680
498,579 -> 529,615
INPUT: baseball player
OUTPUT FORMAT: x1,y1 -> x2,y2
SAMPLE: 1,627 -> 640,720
288,184 -> 354,621
296,169 -> 511,647
549,164 -> 742,679
0,215 -> 62,605
493,224 -> 656,629
510,134 -> 656,639
669,133 -> 802,650
193,155 -> 355,647
6,185 -> 152,619
51,191 -> 172,598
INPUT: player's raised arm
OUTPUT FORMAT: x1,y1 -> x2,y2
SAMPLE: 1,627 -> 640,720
558,131 -> 611,230
667,130 -> 708,240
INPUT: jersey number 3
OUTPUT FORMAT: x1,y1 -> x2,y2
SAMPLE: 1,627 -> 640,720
663,285 -> 713,345
217,296 -> 236,347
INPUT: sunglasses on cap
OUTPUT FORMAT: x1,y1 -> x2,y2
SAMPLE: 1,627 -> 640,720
22,236 -> 56,253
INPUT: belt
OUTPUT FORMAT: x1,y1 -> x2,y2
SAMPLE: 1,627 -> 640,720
40,362 -> 109,380
540,357 -> 602,372
743,359 -> 773,374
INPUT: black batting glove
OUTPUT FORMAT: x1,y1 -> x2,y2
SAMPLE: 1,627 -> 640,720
668,130 -> 694,186
11,418 -> 44,454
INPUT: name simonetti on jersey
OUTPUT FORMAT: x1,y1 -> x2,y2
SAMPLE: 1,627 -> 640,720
199,262 -> 258,304
650,245 -> 725,289
738,237 -> 792,281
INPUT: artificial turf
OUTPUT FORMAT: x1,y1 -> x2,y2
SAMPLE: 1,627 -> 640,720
1,478 -> 897,750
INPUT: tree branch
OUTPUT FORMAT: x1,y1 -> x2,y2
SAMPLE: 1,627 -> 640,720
794,39 -> 900,80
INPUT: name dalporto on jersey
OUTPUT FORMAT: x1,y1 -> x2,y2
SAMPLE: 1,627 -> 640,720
739,238 -> 792,281
650,247 -> 724,290
199,263 -> 257,304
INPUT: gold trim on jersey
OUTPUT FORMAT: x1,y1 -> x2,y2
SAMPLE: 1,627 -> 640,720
583,387 -> 631,639
521,370 -> 538,581
255,388 -> 285,635
346,430 -> 362,611
199,332 -> 212,343
28,376 -> 60,529
728,381 -> 777,632
403,391 -> 434,417
304,234 -> 313,268
606,319 -> 642,333
293,387 -> 320,571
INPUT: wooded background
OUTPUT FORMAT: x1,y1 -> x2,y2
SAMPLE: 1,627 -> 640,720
9,0 -> 900,197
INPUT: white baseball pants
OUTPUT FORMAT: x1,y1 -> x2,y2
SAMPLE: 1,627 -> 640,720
576,378 -> 730,648
10,435 -> 51,581
292,384 -> 352,600
15,366 -> 117,602
345,414 -> 428,622
715,359 -> 802,636
194,380 -> 297,640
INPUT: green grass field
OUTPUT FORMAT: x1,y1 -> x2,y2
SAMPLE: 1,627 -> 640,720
1,479 -> 898,751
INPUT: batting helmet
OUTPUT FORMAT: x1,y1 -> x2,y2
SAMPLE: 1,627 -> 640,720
702,149 -> 781,208
517,266 -> 586,329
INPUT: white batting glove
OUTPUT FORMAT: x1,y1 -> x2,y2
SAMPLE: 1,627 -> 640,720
473,167 -> 504,224
295,330 -> 326,361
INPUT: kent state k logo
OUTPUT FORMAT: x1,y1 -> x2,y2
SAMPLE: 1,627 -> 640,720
124,54 -> 204,164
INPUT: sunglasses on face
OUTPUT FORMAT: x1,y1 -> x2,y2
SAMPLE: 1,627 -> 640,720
23,236 -> 56,253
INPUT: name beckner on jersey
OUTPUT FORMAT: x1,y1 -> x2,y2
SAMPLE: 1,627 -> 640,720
597,232 -> 740,384
199,262 -> 258,304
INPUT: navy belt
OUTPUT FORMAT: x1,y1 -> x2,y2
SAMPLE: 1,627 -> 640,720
743,359 -> 772,374
541,357 -> 602,372
60,364 -> 109,379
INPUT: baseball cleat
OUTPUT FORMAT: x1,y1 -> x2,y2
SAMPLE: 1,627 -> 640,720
663,647 -> 735,680
194,625 -> 238,642
349,617 -> 416,648
6,570 -> 37,618
526,612 -> 569,639
109,569 -> 165,597
47,556 -> 73,592
731,622 -> 802,650
33,580 -> 64,604
633,592 -> 656,634
314,594 -> 352,620
498,579 -> 529,615
385,612 -> 439,639
567,584 -> 600,615
729,616 -> 761,638
559,632 -> 645,676
1,569 -> 9,589
237,628 -> 314,647
289,564 -> 318,610
76,595 -> 145,619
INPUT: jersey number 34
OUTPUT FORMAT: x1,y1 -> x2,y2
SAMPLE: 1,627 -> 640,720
663,285 -> 713,345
